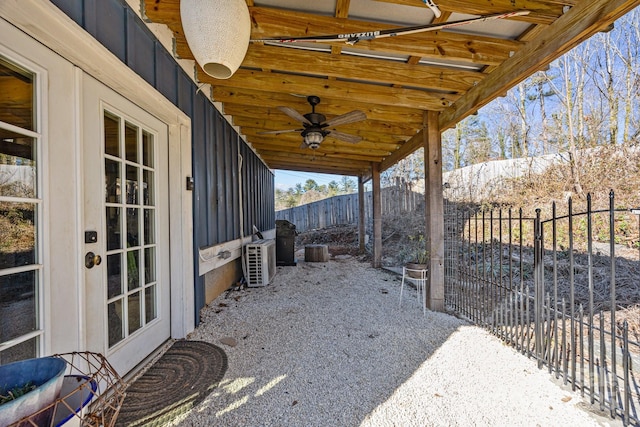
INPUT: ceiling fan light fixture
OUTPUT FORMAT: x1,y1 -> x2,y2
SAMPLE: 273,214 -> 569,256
180,0 -> 250,79
304,131 -> 324,149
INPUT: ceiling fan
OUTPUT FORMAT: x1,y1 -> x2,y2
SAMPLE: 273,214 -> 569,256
259,96 -> 366,150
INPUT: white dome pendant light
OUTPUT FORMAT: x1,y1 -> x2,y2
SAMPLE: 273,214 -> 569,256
180,0 -> 251,79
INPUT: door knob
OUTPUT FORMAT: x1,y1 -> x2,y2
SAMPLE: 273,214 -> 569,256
85,252 -> 102,269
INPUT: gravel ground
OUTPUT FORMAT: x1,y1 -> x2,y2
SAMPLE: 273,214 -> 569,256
172,257 -> 617,427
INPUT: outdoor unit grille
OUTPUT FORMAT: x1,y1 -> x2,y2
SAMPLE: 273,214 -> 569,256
245,239 -> 277,287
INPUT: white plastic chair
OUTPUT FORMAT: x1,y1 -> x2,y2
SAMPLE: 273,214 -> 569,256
399,266 -> 428,316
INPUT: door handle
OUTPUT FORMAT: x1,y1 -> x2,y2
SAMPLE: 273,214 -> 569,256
85,252 -> 102,269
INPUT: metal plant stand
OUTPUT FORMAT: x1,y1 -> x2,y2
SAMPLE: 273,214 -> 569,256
11,352 -> 126,427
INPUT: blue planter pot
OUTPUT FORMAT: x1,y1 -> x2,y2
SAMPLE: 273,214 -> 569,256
0,357 -> 67,426
52,375 -> 98,427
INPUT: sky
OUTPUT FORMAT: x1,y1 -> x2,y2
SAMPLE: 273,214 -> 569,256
274,169 -> 348,190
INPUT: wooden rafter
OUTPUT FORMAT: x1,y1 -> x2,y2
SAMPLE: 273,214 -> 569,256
439,0 -> 640,131
142,0 -> 640,177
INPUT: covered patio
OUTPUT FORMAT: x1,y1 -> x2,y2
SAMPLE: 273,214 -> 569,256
171,258 -> 604,426
144,0 -> 639,312
0,0 -> 638,424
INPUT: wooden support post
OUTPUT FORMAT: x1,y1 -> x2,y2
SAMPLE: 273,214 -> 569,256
425,110 -> 445,311
358,176 -> 365,253
372,163 -> 382,268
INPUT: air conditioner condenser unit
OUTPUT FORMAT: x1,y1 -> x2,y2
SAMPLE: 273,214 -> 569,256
245,239 -> 277,287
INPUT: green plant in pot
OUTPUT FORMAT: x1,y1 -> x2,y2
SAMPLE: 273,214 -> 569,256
403,234 -> 429,277
0,357 -> 67,426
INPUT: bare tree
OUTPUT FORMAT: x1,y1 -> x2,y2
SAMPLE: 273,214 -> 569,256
609,12 -> 640,144
382,150 -> 424,186
545,55 -> 585,196
441,124 -> 464,171
462,116 -> 493,165
517,82 -> 530,157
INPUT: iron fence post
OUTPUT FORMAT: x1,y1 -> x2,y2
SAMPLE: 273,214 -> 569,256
534,208 -> 543,369
609,190 -> 618,418
569,197 -> 576,391
587,193 -> 595,404
552,202 -> 559,378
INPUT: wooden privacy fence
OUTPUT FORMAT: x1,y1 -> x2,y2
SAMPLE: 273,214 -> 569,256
275,181 -> 422,232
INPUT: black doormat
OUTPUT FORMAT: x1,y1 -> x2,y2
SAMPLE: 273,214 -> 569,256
116,340 -> 228,426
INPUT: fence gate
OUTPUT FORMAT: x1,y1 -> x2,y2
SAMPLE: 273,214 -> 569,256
445,192 -> 640,426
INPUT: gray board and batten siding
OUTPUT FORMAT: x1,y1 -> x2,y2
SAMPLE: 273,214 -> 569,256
50,0 -> 275,325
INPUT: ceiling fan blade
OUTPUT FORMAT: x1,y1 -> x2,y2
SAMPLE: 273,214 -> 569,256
277,106 -> 312,125
328,130 -> 362,144
257,129 -> 302,135
323,110 -> 366,127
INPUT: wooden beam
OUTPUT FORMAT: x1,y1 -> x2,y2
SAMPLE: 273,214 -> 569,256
209,68 -> 450,113
258,149 -> 372,167
247,137 -> 392,158
260,156 -> 371,175
371,162 -> 382,268
267,164 -> 367,175
243,131 -> 399,153
335,0 -> 350,18
142,0 -> 181,25
221,100 -> 424,126
374,0 -> 565,24
232,115 -> 414,143
152,4 -> 520,68
211,85 -> 427,127
358,176 -> 365,253
241,44 -> 484,93
260,157 -> 369,172
142,0 -> 637,183
380,127 -> 427,172
439,0 -> 640,131
248,7 -> 521,67
424,110 -> 444,311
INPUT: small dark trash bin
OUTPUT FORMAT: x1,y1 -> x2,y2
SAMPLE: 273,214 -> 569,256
276,220 -> 297,266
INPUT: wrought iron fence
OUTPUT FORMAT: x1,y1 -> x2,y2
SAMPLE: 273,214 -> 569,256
445,191 -> 640,425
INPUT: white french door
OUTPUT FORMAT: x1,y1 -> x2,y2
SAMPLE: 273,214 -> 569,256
82,75 -> 170,375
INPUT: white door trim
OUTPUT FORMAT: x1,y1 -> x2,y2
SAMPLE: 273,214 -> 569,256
0,1 -> 195,339
169,123 -> 195,338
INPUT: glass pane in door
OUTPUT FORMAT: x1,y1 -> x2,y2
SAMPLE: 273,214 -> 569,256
108,300 -> 123,347
0,202 -> 36,268
106,207 -> 121,251
107,253 -> 122,299
127,292 -> 141,334
125,122 -> 139,163
145,285 -> 156,323
0,136 -> 36,198
104,113 -> 120,157
105,158 -> 120,203
0,338 -> 37,365
127,249 -> 140,291
103,110 -> 158,348
0,56 -> 35,131
0,270 -> 37,342
142,131 -> 153,167
0,55 -> 41,364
